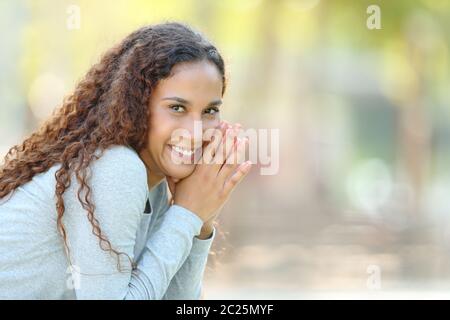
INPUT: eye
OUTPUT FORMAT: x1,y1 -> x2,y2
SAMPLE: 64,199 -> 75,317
169,104 -> 186,113
203,107 -> 220,116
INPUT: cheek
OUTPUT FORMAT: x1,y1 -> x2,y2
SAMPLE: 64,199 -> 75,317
149,116 -> 179,149
148,126 -> 171,149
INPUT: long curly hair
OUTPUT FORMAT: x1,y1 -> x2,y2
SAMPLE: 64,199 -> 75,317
0,22 -> 226,271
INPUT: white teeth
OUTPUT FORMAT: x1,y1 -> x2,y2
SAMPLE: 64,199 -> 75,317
171,145 -> 194,156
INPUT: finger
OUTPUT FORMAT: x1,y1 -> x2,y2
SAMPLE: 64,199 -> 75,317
231,136 -> 247,166
211,129 -> 232,174
221,126 -> 239,165
199,122 -> 242,171
200,121 -> 229,164
218,136 -> 248,181
213,124 -> 240,166
222,161 -> 252,195
216,122 -> 234,156
216,121 -> 229,142
219,120 -> 231,130
222,124 -> 243,168
201,128 -> 223,165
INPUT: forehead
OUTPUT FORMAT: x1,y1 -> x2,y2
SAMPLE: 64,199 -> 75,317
151,60 -> 223,101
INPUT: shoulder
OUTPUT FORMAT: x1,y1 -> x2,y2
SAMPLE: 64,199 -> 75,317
65,145 -> 149,211
63,145 -> 149,232
93,145 -> 147,176
89,145 -> 147,187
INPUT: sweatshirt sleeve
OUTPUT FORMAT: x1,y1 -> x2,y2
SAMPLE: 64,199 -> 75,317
149,183 -> 216,300
161,225 -> 216,300
62,146 -> 204,299
126,205 -> 205,299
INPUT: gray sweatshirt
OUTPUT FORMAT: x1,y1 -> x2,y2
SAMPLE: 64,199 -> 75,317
0,145 -> 215,299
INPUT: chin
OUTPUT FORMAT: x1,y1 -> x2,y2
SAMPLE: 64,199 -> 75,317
164,163 -> 196,179
160,143 -> 200,179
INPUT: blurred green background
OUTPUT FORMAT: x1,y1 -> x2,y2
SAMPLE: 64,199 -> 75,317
1,0 -> 450,298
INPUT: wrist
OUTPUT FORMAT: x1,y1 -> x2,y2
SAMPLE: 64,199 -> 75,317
174,201 -> 210,224
196,222 -> 214,240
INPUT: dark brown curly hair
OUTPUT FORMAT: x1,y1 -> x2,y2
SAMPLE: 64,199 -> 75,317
0,22 -> 226,272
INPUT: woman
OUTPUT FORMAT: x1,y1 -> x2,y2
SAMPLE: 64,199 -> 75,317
0,22 -> 251,299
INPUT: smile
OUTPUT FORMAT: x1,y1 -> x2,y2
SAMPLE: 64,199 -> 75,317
171,145 -> 196,156
167,144 -> 202,162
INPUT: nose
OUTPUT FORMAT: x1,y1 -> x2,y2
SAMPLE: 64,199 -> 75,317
176,116 -> 205,149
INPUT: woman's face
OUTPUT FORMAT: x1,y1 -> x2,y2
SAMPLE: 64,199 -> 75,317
140,60 -> 223,182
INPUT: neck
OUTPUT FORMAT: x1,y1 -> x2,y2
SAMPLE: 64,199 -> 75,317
147,170 -> 165,191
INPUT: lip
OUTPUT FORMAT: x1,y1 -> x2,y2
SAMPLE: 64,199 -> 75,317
167,144 -> 202,164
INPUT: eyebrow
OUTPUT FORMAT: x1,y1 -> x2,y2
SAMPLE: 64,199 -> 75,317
161,96 -> 222,108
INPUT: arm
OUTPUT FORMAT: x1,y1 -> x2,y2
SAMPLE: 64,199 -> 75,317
63,146 -> 204,299
150,184 -> 216,300
127,204 -> 205,299
161,225 -> 216,300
